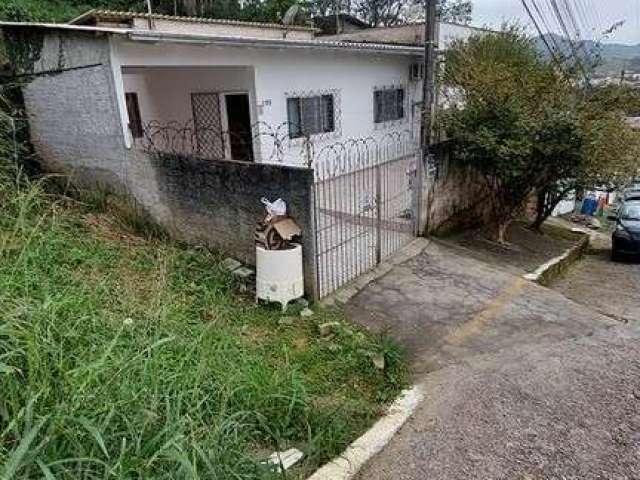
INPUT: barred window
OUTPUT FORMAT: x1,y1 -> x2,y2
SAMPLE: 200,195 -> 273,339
374,88 -> 405,123
287,94 -> 335,138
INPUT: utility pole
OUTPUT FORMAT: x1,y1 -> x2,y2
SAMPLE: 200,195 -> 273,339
146,0 -> 154,29
419,0 -> 438,235
422,0 -> 438,149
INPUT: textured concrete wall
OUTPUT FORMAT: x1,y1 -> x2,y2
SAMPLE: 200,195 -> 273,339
18,30 -> 128,187
425,143 -> 493,235
144,153 -> 316,292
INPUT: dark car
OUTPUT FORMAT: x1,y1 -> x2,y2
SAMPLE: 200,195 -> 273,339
612,201 -> 640,261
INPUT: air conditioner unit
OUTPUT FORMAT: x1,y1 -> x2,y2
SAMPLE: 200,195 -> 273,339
410,63 -> 425,81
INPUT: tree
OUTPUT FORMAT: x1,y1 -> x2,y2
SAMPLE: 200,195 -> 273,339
351,0 -> 472,27
531,100 -> 640,230
439,0 -> 472,24
442,28 -> 580,242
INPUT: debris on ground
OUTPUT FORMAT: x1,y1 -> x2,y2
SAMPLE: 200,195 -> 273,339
278,316 -> 296,326
319,321 -> 340,336
222,257 -> 242,271
232,266 -> 254,279
262,448 -> 304,473
371,353 -> 386,370
300,307 -> 315,317
587,217 -> 601,230
569,213 -> 603,230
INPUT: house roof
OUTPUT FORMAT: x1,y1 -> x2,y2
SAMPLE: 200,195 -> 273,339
0,22 -> 423,55
69,8 -> 317,32
323,21 -> 493,47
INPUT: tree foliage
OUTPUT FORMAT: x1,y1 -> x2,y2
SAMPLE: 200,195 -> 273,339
352,0 -> 472,27
442,28 -> 640,241
0,0 -> 473,26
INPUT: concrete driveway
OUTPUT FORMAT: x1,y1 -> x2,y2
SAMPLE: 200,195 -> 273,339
345,239 -> 640,479
346,239 -> 616,374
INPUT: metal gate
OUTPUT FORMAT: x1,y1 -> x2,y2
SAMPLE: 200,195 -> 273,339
312,136 -> 420,298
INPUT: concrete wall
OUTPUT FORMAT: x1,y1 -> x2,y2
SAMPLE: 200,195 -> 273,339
425,142 -> 493,235
16,30 -> 127,186
143,152 -> 316,292
112,36 -> 422,166
122,66 -> 256,127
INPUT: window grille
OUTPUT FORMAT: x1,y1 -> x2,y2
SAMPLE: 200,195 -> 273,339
374,88 -> 405,123
287,94 -> 335,138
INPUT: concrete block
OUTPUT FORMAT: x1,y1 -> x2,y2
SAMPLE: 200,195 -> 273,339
233,266 -> 255,279
319,321 -> 340,336
222,258 -> 242,271
372,353 -> 385,370
263,448 -> 304,473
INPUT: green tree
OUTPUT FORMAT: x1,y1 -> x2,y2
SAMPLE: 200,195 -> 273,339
443,28 -> 640,239
352,0 -> 472,27
531,102 -> 640,231
442,28 -> 580,242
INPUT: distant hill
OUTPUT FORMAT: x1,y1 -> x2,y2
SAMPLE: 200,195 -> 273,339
535,33 -> 640,76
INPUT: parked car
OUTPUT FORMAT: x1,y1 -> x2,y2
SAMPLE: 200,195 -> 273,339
623,189 -> 640,202
611,201 -> 640,261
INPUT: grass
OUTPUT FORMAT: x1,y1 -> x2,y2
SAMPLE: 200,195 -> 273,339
0,157 -> 407,479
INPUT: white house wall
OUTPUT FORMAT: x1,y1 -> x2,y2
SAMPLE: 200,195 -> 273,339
122,66 -> 256,126
112,37 -> 422,166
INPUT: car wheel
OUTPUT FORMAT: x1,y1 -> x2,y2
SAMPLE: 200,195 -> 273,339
611,249 -> 621,262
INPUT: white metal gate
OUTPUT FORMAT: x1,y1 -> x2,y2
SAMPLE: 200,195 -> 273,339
312,135 -> 419,298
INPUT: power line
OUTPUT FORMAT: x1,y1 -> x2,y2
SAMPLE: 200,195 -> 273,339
522,0 -> 599,87
521,0 -> 565,70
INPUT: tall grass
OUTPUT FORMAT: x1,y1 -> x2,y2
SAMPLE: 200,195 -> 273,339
0,139 -> 406,477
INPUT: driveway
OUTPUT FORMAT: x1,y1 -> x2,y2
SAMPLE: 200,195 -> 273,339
346,239 -> 615,374
344,238 -> 640,479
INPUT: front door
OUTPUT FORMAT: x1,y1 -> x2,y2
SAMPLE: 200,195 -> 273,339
191,92 -> 224,159
224,94 -> 254,161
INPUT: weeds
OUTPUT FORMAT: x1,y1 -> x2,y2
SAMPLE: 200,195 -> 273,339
0,154 -> 407,479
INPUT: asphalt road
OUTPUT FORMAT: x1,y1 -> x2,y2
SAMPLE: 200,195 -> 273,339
552,251 -> 640,324
345,238 -> 640,479
355,324 -> 640,480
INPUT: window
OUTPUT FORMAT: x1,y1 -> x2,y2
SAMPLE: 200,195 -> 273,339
374,88 -> 405,123
125,92 -> 143,139
287,94 -> 335,138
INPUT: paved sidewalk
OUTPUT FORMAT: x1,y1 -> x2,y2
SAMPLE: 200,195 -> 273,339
346,240 -> 614,374
344,238 -> 637,479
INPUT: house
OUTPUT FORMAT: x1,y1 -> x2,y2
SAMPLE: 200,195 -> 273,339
0,11 -> 481,299
1,10 -> 425,168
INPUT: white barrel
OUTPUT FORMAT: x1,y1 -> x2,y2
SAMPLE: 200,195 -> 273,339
256,243 -> 304,309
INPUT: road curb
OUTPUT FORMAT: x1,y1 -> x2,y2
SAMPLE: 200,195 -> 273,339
523,232 -> 590,286
306,384 -> 424,480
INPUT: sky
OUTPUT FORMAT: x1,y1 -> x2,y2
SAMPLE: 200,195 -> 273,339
471,0 -> 640,45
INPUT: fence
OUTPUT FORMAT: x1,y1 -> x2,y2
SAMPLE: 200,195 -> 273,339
140,120 -> 421,299
140,120 -> 314,166
312,131 -> 420,297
